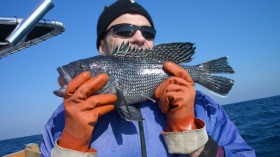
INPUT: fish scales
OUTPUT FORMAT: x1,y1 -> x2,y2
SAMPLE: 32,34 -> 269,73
93,56 -> 168,105
55,42 -> 235,121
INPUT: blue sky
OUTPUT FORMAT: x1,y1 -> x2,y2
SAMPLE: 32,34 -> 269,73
0,0 -> 279,140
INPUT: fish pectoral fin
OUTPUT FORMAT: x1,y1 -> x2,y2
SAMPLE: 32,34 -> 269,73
115,87 -> 143,121
141,94 -> 156,103
118,105 -> 144,121
53,85 -> 67,97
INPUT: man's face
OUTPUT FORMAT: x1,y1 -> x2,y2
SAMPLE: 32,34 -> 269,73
99,13 -> 154,55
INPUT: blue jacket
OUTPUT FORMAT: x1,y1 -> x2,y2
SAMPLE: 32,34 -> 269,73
40,91 -> 255,157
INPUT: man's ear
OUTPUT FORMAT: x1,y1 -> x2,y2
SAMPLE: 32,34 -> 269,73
99,40 -> 105,55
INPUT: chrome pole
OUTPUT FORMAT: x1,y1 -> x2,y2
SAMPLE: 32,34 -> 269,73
6,0 -> 54,46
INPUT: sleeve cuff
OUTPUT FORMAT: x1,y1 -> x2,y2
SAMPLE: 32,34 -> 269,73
161,118 -> 208,154
51,140 -> 97,157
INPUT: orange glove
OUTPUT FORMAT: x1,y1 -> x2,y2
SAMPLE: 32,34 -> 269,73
155,62 -> 196,132
58,71 -> 117,152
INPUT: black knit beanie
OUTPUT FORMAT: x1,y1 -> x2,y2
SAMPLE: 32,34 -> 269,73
96,0 -> 155,49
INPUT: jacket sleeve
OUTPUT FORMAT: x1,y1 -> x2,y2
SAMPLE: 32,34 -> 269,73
194,91 -> 256,157
40,104 -> 97,157
40,103 -> 65,157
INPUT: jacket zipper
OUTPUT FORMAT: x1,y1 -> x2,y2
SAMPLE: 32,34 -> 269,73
137,104 -> 147,157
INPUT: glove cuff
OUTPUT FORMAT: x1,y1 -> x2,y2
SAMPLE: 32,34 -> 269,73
162,118 -> 208,154
58,129 -> 95,152
52,140 -> 97,157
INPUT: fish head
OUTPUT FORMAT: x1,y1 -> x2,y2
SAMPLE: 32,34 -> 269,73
54,56 -> 110,97
57,56 -> 110,84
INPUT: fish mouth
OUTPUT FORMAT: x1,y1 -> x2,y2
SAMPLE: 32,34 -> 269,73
57,67 -> 72,84
53,67 -> 72,97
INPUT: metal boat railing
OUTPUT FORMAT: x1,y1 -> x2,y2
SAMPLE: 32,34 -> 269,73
0,0 -> 65,59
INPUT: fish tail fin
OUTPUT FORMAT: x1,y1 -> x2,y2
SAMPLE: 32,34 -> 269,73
197,74 -> 234,96
182,56 -> 235,96
198,56 -> 234,74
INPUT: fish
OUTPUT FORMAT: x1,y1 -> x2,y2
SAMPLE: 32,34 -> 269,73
54,42 -> 234,121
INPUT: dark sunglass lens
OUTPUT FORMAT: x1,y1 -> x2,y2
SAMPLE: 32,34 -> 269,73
113,24 -> 135,37
140,26 -> 156,39
112,24 -> 156,39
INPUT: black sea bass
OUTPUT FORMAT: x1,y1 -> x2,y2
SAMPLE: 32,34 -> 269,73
54,42 -> 234,121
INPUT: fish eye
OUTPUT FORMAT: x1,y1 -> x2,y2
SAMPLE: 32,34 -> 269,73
79,64 -> 86,70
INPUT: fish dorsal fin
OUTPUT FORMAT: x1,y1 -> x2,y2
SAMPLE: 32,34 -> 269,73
152,42 -> 195,63
112,42 -> 196,63
112,42 -> 152,58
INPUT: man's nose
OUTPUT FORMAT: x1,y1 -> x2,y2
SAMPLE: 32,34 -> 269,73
129,30 -> 146,46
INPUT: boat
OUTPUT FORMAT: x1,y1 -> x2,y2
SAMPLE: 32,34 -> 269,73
3,143 -> 40,157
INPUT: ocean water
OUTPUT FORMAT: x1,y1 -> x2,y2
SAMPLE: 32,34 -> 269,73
0,134 -> 42,156
223,95 -> 280,157
0,95 -> 280,156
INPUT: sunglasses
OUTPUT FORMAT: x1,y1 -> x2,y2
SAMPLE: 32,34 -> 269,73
105,23 -> 156,40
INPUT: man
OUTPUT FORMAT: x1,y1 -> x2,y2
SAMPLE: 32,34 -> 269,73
40,0 -> 256,157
